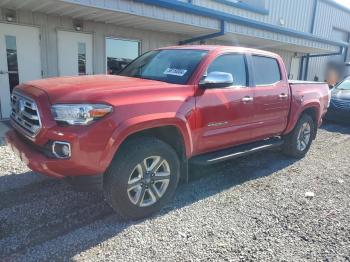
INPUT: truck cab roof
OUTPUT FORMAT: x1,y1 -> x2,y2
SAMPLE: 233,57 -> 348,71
159,45 -> 280,58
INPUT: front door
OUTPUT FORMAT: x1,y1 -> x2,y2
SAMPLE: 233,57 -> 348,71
57,31 -> 93,76
0,23 -> 41,119
195,53 -> 254,154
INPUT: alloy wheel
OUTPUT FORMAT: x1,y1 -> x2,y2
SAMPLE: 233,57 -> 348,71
297,122 -> 311,151
127,156 -> 171,207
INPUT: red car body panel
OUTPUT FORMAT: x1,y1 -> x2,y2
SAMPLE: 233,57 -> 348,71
6,46 -> 330,179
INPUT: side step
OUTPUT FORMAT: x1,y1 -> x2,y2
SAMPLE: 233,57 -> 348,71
190,137 -> 284,165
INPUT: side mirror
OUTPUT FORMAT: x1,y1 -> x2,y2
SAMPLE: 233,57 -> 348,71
199,71 -> 234,89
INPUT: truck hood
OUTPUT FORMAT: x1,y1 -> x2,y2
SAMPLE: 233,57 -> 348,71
22,75 -> 181,104
331,88 -> 350,100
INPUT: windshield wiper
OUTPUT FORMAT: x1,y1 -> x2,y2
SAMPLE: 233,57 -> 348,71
140,76 -> 158,81
128,75 -> 157,81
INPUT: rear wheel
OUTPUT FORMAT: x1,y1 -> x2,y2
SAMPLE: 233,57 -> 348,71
282,114 -> 315,158
104,137 -> 180,220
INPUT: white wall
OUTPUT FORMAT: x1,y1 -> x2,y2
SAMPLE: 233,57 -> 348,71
0,8 -> 185,78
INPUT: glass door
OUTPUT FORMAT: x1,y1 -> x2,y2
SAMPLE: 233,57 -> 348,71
57,31 -> 93,76
0,24 -> 41,119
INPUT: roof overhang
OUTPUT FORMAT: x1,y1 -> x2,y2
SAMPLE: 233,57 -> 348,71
0,0 -> 219,36
0,0 -> 345,54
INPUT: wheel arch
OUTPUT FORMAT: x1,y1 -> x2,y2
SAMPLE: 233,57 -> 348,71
284,101 -> 321,137
99,116 -> 193,182
119,125 -> 187,161
300,106 -> 319,139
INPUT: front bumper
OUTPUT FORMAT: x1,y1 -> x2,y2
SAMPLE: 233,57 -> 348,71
5,129 -> 106,178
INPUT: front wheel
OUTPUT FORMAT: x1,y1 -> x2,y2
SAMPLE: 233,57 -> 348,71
104,137 -> 180,220
282,114 -> 315,158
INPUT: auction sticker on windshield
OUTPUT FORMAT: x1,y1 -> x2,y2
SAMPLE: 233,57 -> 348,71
164,68 -> 188,76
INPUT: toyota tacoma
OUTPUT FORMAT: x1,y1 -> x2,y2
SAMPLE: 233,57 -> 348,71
6,46 -> 330,219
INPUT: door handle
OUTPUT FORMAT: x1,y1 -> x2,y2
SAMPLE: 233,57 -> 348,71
279,93 -> 288,99
242,96 -> 254,103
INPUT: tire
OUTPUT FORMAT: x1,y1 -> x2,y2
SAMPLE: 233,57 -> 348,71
282,114 -> 315,158
104,136 -> 180,220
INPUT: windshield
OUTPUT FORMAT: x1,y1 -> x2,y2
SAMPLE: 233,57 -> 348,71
119,49 -> 208,84
335,78 -> 350,90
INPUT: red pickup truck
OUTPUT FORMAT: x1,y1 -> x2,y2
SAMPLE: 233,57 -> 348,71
6,46 -> 329,219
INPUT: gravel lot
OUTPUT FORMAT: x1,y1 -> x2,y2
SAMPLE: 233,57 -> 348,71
0,123 -> 349,261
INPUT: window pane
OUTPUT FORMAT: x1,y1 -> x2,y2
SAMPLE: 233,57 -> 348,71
5,35 -> 19,92
78,42 -> 86,75
106,38 -> 140,75
207,54 -> 247,86
252,56 -> 281,85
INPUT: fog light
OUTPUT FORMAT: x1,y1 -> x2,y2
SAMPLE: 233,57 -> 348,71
52,141 -> 71,159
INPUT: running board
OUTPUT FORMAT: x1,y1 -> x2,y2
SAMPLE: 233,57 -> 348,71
190,138 -> 284,165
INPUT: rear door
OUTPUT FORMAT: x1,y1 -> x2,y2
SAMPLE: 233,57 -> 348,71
195,53 -> 255,154
249,55 -> 290,140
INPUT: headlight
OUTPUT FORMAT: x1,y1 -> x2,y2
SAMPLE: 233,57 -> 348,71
51,104 -> 112,125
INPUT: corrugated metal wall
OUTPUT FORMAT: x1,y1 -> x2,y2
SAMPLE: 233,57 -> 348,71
224,23 -> 337,52
64,0 -> 220,30
307,0 -> 350,80
313,1 -> 350,38
1,0 -> 349,81
189,38 -> 296,74
191,0 -> 315,32
266,48 -> 295,73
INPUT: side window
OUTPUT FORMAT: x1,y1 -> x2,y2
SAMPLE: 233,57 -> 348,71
207,54 -> 247,87
252,56 -> 281,85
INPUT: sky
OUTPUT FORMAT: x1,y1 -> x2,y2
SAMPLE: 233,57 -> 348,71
334,0 -> 350,8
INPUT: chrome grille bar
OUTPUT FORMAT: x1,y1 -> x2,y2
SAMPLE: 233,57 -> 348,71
10,92 -> 42,138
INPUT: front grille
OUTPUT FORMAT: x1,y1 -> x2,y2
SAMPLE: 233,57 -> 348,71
331,99 -> 350,111
10,92 -> 42,138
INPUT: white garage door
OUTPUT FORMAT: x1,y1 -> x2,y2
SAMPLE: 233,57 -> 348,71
57,31 -> 93,76
0,23 -> 41,119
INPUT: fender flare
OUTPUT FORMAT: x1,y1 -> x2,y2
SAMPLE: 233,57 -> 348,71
98,112 -> 194,171
284,100 -> 321,135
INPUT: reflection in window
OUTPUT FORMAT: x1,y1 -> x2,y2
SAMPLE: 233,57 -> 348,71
106,38 -> 140,75
252,56 -> 281,85
208,54 -> 247,86
78,42 -> 86,75
5,35 -> 19,92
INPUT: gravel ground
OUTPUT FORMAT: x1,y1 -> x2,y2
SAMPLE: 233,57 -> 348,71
0,123 -> 349,262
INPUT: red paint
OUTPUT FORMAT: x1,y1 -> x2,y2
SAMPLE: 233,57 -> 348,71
6,46 -> 329,179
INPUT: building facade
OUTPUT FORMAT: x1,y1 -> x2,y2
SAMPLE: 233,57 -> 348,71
0,0 -> 349,119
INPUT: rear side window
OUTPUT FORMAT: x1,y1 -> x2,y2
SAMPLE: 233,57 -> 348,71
252,56 -> 281,85
207,54 -> 247,86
